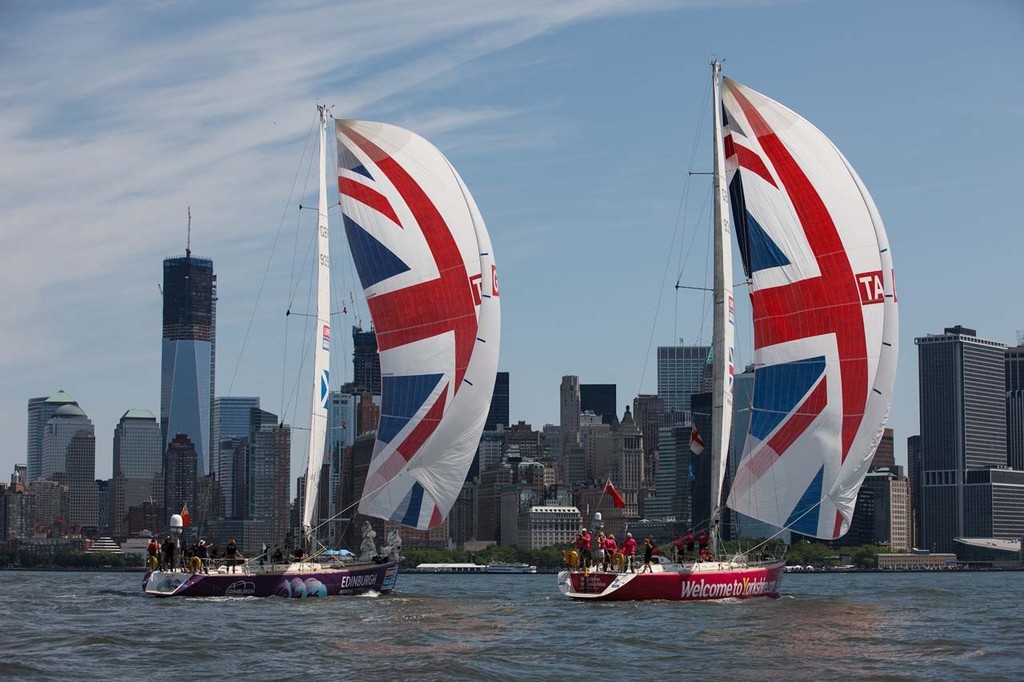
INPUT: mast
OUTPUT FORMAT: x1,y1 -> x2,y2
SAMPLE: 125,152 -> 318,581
302,104 -> 332,540
709,60 -> 734,556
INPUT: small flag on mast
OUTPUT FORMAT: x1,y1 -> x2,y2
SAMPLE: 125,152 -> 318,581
181,504 -> 191,527
690,425 -> 704,455
604,481 -> 626,509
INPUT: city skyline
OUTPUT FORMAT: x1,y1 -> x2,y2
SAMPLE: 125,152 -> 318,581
2,1 -> 1023,482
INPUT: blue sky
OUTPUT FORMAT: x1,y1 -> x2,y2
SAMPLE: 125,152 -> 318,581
1,0 -> 1022,486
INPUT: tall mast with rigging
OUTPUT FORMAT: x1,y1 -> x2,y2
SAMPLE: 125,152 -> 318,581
709,60 -> 734,556
302,104 -> 332,541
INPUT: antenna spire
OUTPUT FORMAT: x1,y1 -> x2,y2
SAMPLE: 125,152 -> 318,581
186,206 -> 192,258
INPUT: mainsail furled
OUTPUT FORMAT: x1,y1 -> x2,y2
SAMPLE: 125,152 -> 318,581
336,121 -> 500,530
720,77 -> 898,539
301,105 -> 332,535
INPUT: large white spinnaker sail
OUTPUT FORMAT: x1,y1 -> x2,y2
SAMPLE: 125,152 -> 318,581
301,104 -> 333,535
336,121 -> 500,530
720,77 -> 898,539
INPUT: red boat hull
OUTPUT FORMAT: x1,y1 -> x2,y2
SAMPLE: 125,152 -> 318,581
558,561 -> 784,601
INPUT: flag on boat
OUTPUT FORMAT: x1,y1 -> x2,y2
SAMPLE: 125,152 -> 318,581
604,481 -> 626,509
180,504 -> 190,527
689,425 -> 704,455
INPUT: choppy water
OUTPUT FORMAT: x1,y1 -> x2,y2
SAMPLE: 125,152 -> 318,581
0,570 -> 1021,680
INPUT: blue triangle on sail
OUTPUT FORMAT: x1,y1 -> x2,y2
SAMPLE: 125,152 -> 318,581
748,356 -> 826,441
343,215 -> 411,288
744,209 -> 791,272
350,163 -> 373,180
398,481 -> 426,527
729,176 -> 791,276
785,465 -> 824,536
339,145 -> 374,180
377,373 -> 444,444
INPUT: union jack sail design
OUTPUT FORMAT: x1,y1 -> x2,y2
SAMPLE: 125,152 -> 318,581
720,77 -> 898,539
337,121 -> 500,530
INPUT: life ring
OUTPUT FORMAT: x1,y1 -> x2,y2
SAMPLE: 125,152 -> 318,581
147,555 -> 159,570
188,556 -> 202,573
563,550 -> 580,568
612,551 -> 625,566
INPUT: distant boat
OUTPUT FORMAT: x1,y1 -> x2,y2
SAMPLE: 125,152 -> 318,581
413,561 -> 537,574
143,107 -> 500,598
559,61 -> 897,601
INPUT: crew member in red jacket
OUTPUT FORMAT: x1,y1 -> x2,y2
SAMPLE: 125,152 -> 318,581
620,532 -> 637,572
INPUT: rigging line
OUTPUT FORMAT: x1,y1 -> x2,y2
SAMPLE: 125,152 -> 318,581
226,114 -> 318,397
637,75 -> 714,396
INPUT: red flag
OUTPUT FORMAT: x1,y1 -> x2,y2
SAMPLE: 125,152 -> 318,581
181,504 -> 191,527
690,425 -> 704,455
604,481 -> 626,509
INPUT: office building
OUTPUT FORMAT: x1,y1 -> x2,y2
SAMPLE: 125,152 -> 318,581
916,325 -> 1007,552
111,409 -> 162,537
27,391 -> 79,482
559,375 -> 581,455
161,251 -> 217,481
352,326 -> 381,395
1007,344 -> 1024,470
871,428 -> 895,470
657,345 -> 711,423
485,371 -> 510,431
212,397 -> 260,480
41,401 -> 97,529
580,383 -> 617,427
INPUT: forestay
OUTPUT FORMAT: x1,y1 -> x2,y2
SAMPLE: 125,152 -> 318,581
336,121 -> 501,530
720,78 -> 898,539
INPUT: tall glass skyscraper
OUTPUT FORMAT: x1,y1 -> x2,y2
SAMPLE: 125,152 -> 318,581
657,345 -> 711,423
26,390 -> 79,481
485,371 -> 510,431
916,325 -> 1007,552
161,251 -> 216,484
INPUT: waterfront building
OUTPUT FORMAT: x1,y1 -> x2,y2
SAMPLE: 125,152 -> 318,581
161,250 -> 217,484
518,504 -> 581,549
448,481 -> 476,545
837,467 -> 912,551
907,434 -> 922,547
657,344 -> 711,424
916,325 -> 1007,553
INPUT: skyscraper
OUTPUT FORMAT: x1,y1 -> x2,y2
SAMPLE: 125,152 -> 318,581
559,376 -> 581,455
1007,344 -> 1024,470
113,409 -> 162,479
657,345 -> 711,423
916,325 -> 1007,552
26,390 -> 79,481
352,326 -> 381,394
871,428 -> 895,470
580,384 -> 617,426
212,396 -> 260,487
42,402 -> 97,529
111,409 -> 162,537
161,251 -> 217,482
485,371 -> 510,431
